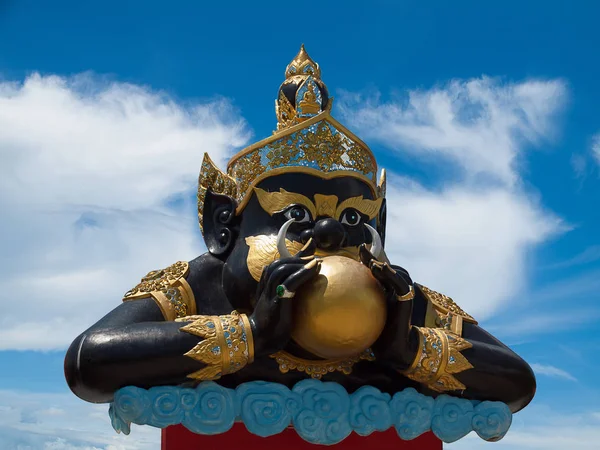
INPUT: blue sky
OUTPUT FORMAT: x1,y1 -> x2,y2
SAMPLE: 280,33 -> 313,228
1,1 -> 599,449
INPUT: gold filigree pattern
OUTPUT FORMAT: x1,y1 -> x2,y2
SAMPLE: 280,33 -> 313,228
228,116 -> 378,207
378,169 -> 387,198
275,90 -> 296,131
285,44 -> 321,79
253,188 -> 317,218
270,348 -> 375,379
177,311 -> 254,381
335,196 -> 383,220
314,194 -> 338,217
253,188 -> 383,223
123,261 -> 196,321
245,235 -> 306,281
403,327 -> 473,392
417,284 -> 478,324
197,153 -> 238,233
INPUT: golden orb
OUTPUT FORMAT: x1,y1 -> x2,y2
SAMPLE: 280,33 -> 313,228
291,255 -> 387,359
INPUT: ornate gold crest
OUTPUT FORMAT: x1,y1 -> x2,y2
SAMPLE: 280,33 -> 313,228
196,45 -> 386,235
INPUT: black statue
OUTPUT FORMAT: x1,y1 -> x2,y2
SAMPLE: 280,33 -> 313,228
65,46 -> 535,416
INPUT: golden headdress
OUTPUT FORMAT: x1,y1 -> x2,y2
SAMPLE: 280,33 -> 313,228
197,45 -> 386,232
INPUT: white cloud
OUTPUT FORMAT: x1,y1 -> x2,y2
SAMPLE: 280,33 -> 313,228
337,77 -> 567,319
338,77 -> 566,187
0,72 -> 569,346
450,405 -> 600,449
0,73 -> 249,350
383,183 -> 560,319
530,363 -> 577,381
0,389 -> 157,450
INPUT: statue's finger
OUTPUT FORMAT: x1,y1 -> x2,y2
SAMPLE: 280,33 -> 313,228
359,243 -> 377,267
282,259 -> 322,293
266,263 -> 306,295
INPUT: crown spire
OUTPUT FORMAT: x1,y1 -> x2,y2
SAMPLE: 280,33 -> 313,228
276,45 -> 330,131
285,44 -> 322,79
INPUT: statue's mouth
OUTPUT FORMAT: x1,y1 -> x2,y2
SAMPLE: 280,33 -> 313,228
245,236 -> 362,282
275,219 -> 383,261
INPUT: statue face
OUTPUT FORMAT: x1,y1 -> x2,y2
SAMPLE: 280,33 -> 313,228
221,172 -> 385,307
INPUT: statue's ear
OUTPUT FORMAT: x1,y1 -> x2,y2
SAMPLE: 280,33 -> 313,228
202,189 -> 239,257
377,198 -> 387,248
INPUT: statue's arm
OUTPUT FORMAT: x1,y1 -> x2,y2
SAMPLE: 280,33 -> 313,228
64,298 -> 205,404
397,285 -> 536,413
64,259 -> 249,404
65,252 -> 321,404
453,322 -> 536,412
370,270 -> 535,413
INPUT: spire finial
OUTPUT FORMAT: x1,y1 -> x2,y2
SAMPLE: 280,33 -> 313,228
285,44 -> 321,80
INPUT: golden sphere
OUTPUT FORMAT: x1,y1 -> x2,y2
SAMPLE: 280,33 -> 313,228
291,255 -> 387,359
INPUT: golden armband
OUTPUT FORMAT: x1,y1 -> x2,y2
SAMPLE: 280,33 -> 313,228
403,327 -> 473,392
176,311 -> 255,381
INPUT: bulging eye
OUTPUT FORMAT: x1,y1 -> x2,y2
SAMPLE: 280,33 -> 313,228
340,208 -> 361,226
284,205 -> 311,223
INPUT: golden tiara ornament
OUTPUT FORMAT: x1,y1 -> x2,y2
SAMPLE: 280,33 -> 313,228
197,45 -> 386,233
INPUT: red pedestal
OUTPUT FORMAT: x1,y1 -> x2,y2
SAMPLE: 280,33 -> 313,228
161,423 -> 442,450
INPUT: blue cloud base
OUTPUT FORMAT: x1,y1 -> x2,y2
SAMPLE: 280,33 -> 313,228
109,380 -> 512,445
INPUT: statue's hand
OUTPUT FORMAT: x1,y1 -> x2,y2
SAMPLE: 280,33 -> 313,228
249,245 -> 321,357
359,244 -> 417,370
359,244 -> 411,296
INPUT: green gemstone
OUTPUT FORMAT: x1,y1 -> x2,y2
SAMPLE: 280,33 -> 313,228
276,285 -> 285,297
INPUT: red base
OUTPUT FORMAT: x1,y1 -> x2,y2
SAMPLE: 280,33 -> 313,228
161,423 -> 442,450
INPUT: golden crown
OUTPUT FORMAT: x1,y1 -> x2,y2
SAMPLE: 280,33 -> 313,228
197,46 -> 385,232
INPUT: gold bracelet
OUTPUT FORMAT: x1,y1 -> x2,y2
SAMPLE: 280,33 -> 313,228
177,311 -> 254,380
403,326 -> 473,392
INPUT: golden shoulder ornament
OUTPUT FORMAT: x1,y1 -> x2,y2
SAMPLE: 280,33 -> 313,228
418,284 -> 477,337
123,261 -> 196,321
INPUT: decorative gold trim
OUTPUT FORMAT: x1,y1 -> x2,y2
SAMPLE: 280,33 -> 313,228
378,168 -> 387,198
335,196 -> 383,221
417,284 -> 477,324
227,112 -> 376,175
245,236 -> 306,282
197,153 -> 238,233
403,327 -> 473,392
270,348 -> 375,379
240,313 -> 255,364
252,188 -> 384,224
253,187 -> 317,218
314,194 -> 338,217
275,90 -> 297,131
177,311 -> 254,381
123,261 -> 195,321
285,44 -> 321,80
235,167 -> 379,215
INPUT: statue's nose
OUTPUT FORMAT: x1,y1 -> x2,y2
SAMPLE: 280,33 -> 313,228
313,218 -> 345,251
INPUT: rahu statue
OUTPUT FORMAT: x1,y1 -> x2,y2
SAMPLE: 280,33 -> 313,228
65,46 -> 535,446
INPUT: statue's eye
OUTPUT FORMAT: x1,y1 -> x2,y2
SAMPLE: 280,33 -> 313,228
284,205 -> 311,223
340,208 -> 361,226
